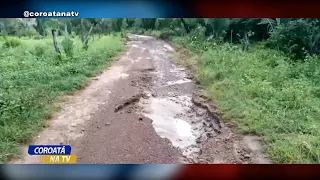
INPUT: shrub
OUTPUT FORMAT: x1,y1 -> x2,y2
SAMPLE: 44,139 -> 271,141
31,46 -> 45,57
61,38 -> 74,57
3,38 -> 21,48
15,29 -> 38,38
70,31 -> 76,38
158,29 -> 175,40
33,35 -> 44,40
267,19 -> 320,60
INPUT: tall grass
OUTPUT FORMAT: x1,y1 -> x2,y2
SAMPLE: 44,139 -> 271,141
0,35 -> 124,162
174,37 -> 320,163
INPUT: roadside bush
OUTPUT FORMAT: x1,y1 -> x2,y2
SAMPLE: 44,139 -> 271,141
70,31 -> 76,38
267,19 -> 320,60
33,35 -> 44,40
31,46 -> 45,57
3,38 -> 21,48
15,28 -> 38,38
61,38 -> 74,57
158,29 -> 175,40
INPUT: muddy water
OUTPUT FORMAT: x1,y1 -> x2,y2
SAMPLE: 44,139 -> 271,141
141,96 -> 195,148
128,35 -> 216,162
130,34 -> 271,164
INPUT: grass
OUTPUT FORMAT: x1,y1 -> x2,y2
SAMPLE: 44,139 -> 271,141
0,35 -> 125,163
173,37 -> 320,164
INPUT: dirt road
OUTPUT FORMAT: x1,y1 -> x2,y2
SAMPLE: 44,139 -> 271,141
12,34 -> 271,164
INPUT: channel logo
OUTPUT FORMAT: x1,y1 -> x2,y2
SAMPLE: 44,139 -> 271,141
28,145 -> 77,164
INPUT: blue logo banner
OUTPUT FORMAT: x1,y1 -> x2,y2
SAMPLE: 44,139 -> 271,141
28,145 -> 72,155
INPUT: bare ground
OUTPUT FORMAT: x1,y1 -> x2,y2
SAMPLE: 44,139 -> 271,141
11,34 -> 271,164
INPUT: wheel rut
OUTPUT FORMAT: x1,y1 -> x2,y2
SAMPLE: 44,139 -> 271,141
11,34 -> 271,164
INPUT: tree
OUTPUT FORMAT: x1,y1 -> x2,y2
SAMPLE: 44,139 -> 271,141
34,19 -> 46,36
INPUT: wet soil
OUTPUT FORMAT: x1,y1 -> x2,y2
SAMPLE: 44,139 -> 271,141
11,34 -> 271,164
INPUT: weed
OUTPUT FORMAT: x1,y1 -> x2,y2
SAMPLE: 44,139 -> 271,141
174,37 -> 320,164
3,38 -> 21,48
0,35 -> 124,163
61,38 -> 74,57
31,46 -> 45,57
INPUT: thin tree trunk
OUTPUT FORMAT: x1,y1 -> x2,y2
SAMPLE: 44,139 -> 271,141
81,33 -> 85,42
83,26 -> 93,48
51,29 -> 61,54
231,29 -> 233,43
244,31 -> 250,51
180,18 -> 190,34
64,24 -> 68,38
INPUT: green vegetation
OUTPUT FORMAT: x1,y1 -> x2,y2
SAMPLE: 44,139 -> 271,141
169,19 -> 320,164
125,18 -> 320,163
1,18 -> 320,163
0,18 -> 124,162
175,40 -> 320,163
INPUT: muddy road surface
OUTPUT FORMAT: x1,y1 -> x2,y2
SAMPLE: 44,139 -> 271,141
12,34 -> 271,164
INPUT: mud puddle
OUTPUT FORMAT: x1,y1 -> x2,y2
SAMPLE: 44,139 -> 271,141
130,37 -> 219,163
131,34 -> 271,164
139,94 -> 220,162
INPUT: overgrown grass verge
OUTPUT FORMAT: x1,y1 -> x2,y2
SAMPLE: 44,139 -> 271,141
172,37 -> 320,164
0,35 -> 125,163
